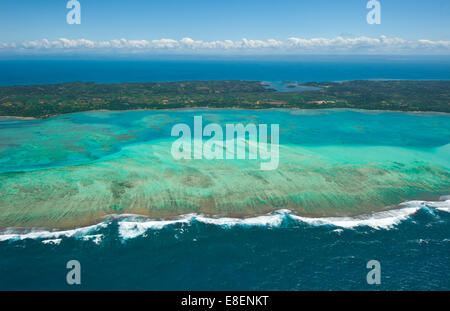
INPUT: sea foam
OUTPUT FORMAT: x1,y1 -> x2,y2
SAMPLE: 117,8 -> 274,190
116,198 -> 450,239
0,222 -> 108,242
1,199 -> 448,242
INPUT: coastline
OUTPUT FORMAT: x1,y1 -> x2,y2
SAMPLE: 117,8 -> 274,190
1,106 -> 449,121
0,115 -> 36,120
1,80 -> 450,118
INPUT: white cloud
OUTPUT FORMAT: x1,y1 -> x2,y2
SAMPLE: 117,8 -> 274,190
0,36 -> 449,54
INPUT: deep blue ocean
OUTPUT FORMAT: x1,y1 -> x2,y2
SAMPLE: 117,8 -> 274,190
0,208 -> 449,291
0,57 -> 449,290
1,56 -> 450,86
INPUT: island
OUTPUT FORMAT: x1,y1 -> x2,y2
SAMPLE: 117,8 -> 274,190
0,80 -> 449,118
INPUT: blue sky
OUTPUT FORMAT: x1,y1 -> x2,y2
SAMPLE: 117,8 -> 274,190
0,0 -> 449,55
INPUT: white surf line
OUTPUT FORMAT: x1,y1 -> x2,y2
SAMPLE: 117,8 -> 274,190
1,198 -> 448,242
0,222 -> 108,242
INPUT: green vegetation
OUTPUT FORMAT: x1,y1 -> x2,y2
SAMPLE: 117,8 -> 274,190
0,80 -> 449,118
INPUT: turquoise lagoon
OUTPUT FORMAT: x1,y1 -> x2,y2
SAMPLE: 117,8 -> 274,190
0,109 -> 449,229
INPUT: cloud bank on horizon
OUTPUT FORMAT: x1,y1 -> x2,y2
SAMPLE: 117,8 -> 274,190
1,36 -> 450,55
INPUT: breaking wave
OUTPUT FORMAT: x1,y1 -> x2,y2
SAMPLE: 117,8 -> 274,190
0,222 -> 108,243
0,198 -> 449,243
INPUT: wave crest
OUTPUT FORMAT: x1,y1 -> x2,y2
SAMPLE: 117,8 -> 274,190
0,199 -> 448,242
